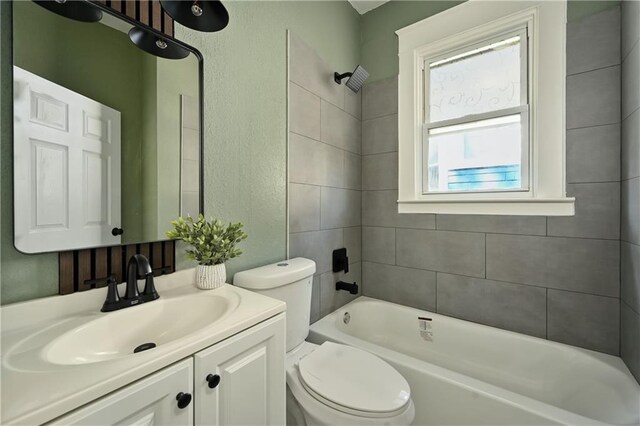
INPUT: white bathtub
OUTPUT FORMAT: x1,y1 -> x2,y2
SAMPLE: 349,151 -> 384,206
308,297 -> 640,426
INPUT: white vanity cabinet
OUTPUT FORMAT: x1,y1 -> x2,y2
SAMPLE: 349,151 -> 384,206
194,314 -> 286,425
45,314 -> 285,426
49,359 -> 194,426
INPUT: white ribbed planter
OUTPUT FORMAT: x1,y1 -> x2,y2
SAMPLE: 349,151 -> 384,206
195,263 -> 226,290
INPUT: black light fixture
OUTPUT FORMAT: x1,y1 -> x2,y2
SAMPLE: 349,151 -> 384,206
160,0 -> 229,32
32,0 -> 103,23
128,27 -> 190,60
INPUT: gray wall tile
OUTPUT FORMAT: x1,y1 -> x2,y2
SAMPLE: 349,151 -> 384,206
290,132 -> 343,188
289,183 -> 320,233
622,44 -> 640,120
344,89 -> 362,119
622,242 -> 640,313
622,109 -> 640,180
320,187 -> 361,229
321,100 -> 361,154
344,151 -> 362,190
362,114 -> 398,155
622,0 -> 640,60
363,262 -> 436,311
320,262 -> 361,316
290,83 -> 321,140
362,152 -> 398,190
344,226 -> 362,263
547,182 -> 620,240
622,177 -> 640,245
289,229 -> 343,275
566,124 -> 620,183
621,302 -> 640,381
621,4 -> 640,383
362,226 -> 395,264
436,273 -> 547,338
547,289 -> 620,355
362,190 -> 435,229
486,234 -> 620,297
567,65 -> 620,129
567,6 -> 620,75
310,275 -> 321,324
289,33 -> 344,109
362,76 -> 398,120
436,215 -> 546,236
396,229 -> 485,278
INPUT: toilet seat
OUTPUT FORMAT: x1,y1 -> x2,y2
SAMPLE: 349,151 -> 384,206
297,342 -> 411,418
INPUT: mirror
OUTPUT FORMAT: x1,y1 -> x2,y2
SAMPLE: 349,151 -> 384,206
12,1 -> 203,254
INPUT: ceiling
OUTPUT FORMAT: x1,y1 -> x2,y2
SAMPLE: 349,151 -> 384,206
348,0 -> 390,15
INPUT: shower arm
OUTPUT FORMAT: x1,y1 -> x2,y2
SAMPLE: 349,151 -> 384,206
334,71 -> 353,84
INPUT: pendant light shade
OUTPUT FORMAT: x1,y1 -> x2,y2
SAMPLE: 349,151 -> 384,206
128,27 -> 190,60
160,0 -> 229,32
32,0 -> 103,23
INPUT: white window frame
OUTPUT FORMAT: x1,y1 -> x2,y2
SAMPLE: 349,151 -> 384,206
397,0 -> 575,216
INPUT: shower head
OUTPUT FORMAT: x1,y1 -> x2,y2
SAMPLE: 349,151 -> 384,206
334,65 -> 369,93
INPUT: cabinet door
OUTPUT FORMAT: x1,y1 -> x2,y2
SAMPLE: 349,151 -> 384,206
194,313 -> 286,426
48,359 -> 193,426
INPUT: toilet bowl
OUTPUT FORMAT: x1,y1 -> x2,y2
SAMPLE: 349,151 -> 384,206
234,258 -> 415,426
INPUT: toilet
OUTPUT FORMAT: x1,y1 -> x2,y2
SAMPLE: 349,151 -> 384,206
234,258 -> 415,426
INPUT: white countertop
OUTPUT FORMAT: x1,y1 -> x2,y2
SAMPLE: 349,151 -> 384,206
0,269 -> 286,425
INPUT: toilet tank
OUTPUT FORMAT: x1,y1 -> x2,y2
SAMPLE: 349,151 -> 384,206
234,258 -> 316,351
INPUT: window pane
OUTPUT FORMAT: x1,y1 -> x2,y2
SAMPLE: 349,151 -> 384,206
429,35 -> 522,123
425,115 -> 523,193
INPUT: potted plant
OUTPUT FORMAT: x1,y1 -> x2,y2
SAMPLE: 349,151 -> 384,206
166,215 -> 248,290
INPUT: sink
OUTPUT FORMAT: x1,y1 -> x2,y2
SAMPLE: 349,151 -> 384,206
43,294 -> 235,365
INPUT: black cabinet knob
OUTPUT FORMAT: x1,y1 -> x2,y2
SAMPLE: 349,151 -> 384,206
206,374 -> 221,389
111,227 -> 124,236
176,392 -> 192,409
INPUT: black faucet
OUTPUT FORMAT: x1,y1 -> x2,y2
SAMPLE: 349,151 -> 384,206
101,254 -> 159,312
336,281 -> 358,295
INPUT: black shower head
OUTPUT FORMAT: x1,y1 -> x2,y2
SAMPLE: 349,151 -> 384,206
334,65 -> 369,93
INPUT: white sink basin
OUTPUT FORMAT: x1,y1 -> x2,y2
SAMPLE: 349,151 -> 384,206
44,294 -> 235,365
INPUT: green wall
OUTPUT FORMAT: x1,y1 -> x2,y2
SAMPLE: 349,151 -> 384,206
0,0 -> 361,304
361,0 -> 621,83
172,1 -> 361,276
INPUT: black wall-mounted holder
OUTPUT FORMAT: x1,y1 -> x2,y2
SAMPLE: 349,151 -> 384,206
333,248 -> 349,274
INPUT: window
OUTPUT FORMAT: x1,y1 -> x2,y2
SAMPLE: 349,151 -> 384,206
397,1 -> 574,216
424,31 -> 528,194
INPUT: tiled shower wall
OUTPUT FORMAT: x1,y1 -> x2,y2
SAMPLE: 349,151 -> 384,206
288,33 -> 362,323
621,0 -> 640,380
360,8 -> 622,355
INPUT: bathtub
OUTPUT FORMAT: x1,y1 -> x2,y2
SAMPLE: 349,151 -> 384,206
308,297 -> 640,426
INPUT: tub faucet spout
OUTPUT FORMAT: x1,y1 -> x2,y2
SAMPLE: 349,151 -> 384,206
336,281 -> 358,295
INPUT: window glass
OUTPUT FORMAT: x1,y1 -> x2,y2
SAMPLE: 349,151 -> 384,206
429,36 -> 522,123
425,115 -> 522,192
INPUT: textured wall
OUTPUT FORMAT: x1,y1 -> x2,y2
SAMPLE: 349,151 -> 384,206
360,0 -> 620,83
0,1 -> 361,303
621,0 -> 640,381
287,33 -> 362,323
359,8 -> 623,356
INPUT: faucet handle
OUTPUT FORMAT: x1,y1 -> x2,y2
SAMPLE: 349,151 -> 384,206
142,272 -> 159,300
101,275 -> 120,312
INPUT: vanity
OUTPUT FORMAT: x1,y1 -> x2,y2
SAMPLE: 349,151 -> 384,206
1,269 -> 286,425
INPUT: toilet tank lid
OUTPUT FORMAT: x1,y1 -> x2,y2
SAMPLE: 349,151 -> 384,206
233,258 -> 316,290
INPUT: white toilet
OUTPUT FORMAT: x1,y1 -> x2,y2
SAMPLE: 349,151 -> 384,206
234,258 -> 415,426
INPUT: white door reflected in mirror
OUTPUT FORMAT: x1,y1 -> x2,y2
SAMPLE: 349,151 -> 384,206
13,66 -> 122,253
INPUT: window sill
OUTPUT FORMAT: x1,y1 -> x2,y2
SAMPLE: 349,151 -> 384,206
397,198 -> 575,216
